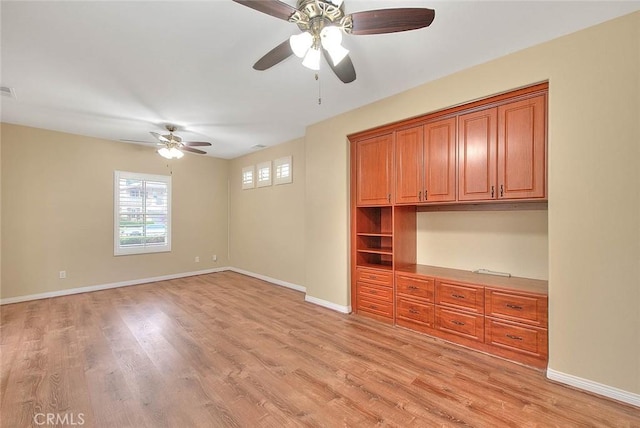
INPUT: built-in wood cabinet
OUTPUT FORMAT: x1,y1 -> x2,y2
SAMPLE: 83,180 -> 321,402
356,267 -> 394,323
459,94 -> 546,201
355,133 -> 393,206
497,95 -> 546,199
395,118 -> 456,204
458,108 -> 498,201
396,266 -> 549,368
349,83 -> 549,368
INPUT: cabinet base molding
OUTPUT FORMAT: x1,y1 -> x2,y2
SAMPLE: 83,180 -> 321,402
547,369 -> 640,408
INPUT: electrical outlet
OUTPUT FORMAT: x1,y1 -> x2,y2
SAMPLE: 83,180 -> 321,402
59,271 -> 66,279
212,254 -> 217,262
195,256 -> 200,263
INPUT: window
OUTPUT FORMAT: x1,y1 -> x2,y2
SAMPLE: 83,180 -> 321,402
256,161 -> 272,187
274,156 -> 292,185
114,171 -> 171,255
242,166 -> 255,189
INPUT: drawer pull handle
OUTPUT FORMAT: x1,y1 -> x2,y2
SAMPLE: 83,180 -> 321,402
409,309 -> 419,314
506,334 -> 523,341
369,290 -> 377,294
408,285 -> 418,290
370,305 -> 378,310
451,320 -> 465,326
451,294 -> 465,299
506,304 -> 523,310
369,275 -> 377,280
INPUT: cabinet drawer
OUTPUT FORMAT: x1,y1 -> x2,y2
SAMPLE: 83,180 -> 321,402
397,297 -> 434,327
485,289 -> 547,327
486,318 -> 548,358
356,268 -> 393,287
435,307 -> 484,342
436,281 -> 484,313
357,297 -> 393,318
396,274 -> 434,302
358,282 -> 393,303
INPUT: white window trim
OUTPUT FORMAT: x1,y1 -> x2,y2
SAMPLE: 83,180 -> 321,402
114,170 -> 172,256
273,156 -> 293,185
242,165 -> 255,189
256,161 -> 272,187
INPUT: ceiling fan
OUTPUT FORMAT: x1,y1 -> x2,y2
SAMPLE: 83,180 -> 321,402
232,0 -> 435,83
122,125 -> 212,159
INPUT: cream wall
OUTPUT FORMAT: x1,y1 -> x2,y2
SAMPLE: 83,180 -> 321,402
1,124 -> 229,299
228,138 -> 305,286
417,211 -> 548,280
304,12 -> 639,395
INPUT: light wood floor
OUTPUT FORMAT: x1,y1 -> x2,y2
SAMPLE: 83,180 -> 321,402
1,271 -> 638,427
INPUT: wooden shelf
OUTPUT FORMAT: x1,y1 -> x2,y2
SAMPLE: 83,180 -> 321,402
357,232 -> 393,238
357,247 -> 393,256
395,264 -> 548,295
356,261 -> 393,271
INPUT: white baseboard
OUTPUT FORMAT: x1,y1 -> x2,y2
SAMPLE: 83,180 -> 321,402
1,266 -> 352,316
304,294 -> 351,314
227,267 -> 306,293
547,368 -> 640,407
227,268 -> 352,314
0,267 -> 230,305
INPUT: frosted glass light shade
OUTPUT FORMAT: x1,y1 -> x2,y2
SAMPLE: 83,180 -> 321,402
290,32 -> 313,58
320,26 -> 342,49
302,47 -> 321,70
158,147 -> 184,159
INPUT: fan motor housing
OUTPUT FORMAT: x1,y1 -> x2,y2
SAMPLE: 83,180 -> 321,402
290,0 -> 348,32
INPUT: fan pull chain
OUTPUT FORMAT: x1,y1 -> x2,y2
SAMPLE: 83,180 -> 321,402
315,73 -> 321,105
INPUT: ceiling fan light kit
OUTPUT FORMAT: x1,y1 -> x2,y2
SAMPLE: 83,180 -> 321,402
232,0 -> 435,83
123,124 -> 212,159
158,146 -> 184,160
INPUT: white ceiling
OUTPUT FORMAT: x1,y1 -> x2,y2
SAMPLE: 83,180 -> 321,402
2,1 -> 639,159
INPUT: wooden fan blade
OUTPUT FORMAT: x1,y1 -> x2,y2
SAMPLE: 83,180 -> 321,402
120,139 -> 157,144
253,39 -> 294,71
183,141 -> 212,147
181,146 -> 207,155
151,131 -> 170,143
349,8 -> 435,35
322,49 -> 356,84
232,0 -> 297,21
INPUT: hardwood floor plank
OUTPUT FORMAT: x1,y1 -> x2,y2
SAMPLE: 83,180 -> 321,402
1,271 -> 639,427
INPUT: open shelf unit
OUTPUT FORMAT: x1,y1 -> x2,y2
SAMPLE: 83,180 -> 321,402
355,206 -> 393,269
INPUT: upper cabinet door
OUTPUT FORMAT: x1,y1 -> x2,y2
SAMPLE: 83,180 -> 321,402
395,126 -> 423,204
424,117 -> 457,202
356,134 -> 393,206
458,108 -> 498,201
497,95 -> 546,199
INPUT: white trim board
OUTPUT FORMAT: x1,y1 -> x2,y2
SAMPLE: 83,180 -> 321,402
0,267 -> 229,305
304,295 -> 351,314
227,267 -> 306,293
547,368 -> 640,408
